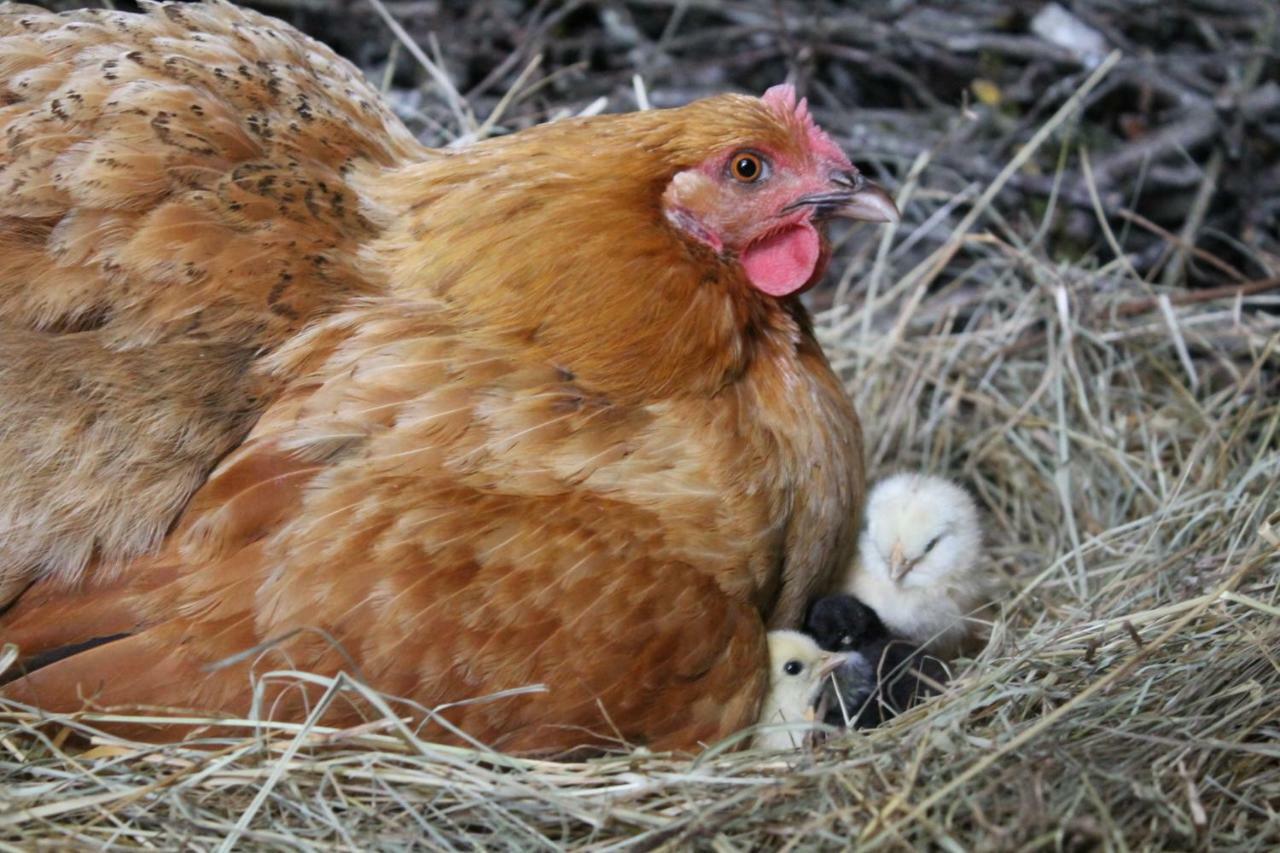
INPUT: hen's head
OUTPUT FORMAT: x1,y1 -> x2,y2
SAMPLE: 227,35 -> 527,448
860,474 -> 982,591
372,83 -> 900,401
660,84 -> 898,298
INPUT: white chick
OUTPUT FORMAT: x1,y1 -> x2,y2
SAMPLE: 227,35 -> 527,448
754,630 -> 847,751
846,473 -> 987,655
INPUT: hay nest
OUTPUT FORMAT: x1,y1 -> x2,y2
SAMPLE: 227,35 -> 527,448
2,2 -> 1278,849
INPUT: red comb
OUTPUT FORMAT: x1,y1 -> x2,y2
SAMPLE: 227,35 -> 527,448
761,84 -> 850,166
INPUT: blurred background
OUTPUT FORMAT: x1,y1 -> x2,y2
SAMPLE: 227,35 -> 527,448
33,0 -> 1280,308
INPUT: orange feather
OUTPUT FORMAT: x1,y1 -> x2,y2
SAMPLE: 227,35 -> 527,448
0,1 -> 880,754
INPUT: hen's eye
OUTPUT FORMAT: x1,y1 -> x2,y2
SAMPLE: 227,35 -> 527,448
783,660 -> 803,676
729,151 -> 766,183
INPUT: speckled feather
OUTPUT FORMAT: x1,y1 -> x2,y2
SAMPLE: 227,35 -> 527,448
0,0 -> 419,592
0,1 -> 864,753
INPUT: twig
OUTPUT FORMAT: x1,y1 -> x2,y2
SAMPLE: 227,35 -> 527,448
1115,207 -> 1247,282
1001,276 -> 1280,355
366,0 -> 475,134
858,51 -> 1122,357
1112,276 -> 1280,317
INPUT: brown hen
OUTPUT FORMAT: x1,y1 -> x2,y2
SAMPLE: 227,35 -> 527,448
0,0 -> 897,754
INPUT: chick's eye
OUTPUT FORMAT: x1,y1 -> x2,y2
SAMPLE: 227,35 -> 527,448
729,151 -> 767,183
783,660 -> 804,676
924,535 -> 943,554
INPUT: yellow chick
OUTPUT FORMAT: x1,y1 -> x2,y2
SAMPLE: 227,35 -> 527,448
754,630 -> 848,750
845,473 -> 988,655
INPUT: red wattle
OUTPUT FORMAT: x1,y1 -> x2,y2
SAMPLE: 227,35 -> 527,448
740,223 -> 820,297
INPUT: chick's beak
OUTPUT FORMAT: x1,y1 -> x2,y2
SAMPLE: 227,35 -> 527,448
816,652 -> 851,680
888,541 -> 909,581
807,653 -> 850,725
786,171 -> 901,223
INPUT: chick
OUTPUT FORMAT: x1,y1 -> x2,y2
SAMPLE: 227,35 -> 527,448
805,590 -> 888,652
754,630 -> 847,750
844,473 -> 988,655
806,594 -> 948,728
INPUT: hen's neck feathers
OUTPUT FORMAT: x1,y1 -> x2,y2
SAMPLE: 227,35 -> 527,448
352,103 -> 862,628
359,100 -> 813,402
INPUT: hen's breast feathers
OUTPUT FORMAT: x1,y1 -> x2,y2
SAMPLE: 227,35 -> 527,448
3,290 -> 855,748
3,301 -> 777,749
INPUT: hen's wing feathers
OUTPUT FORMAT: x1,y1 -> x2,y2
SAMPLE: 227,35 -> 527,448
0,329 -> 262,594
3,617 -> 267,743
0,2 -> 425,589
0,0 -> 418,340
4,538 -> 766,752
4,304 -> 770,751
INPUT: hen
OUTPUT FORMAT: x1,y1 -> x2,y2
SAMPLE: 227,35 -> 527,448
0,1 -> 897,754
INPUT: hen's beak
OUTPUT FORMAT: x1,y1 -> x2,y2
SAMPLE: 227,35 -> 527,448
888,541 -> 910,581
784,171 -> 901,223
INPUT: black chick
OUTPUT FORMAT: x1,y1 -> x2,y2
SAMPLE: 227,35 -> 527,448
804,594 -> 948,729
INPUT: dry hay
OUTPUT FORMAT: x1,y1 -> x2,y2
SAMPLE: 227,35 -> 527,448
2,6 -> 1279,851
